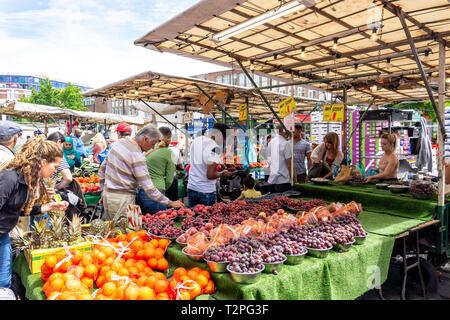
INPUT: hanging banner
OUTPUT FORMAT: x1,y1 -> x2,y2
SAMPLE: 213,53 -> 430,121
278,96 -> 296,118
239,103 -> 247,121
283,112 -> 295,131
323,104 -> 345,122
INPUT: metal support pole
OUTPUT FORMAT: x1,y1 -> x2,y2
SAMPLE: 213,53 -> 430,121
236,59 -> 289,134
396,6 -> 446,139
194,84 -> 245,131
245,97 -> 250,169
184,103 -> 189,167
438,41 -> 446,207
343,86 -> 348,161
69,115 -> 73,135
138,99 -> 187,136
104,119 -> 107,138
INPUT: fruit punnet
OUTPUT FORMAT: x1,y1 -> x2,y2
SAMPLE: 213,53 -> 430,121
410,183 -> 434,195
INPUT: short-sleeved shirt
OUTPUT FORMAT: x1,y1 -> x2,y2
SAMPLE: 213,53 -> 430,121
293,140 -> 312,174
267,135 -> 292,185
187,135 -> 222,193
51,157 -> 71,180
0,145 -> 14,169
242,189 -> 262,199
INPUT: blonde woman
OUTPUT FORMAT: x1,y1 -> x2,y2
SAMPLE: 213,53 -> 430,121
136,127 -> 175,214
0,136 -> 68,288
366,133 -> 399,183
91,133 -> 107,164
309,132 -> 344,180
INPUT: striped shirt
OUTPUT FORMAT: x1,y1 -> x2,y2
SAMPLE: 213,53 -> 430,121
51,157 -> 70,179
99,138 -> 171,206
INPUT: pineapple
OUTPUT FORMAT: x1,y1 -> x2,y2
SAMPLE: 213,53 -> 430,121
10,232 -> 32,252
31,218 -> 50,249
89,219 -> 106,236
48,215 -> 66,248
67,214 -> 82,245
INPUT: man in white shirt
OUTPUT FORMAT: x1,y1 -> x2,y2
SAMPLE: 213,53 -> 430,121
267,125 -> 293,193
0,121 -> 22,169
187,123 -> 230,207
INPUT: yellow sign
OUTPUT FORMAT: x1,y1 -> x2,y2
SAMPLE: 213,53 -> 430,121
239,103 -> 247,121
323,104 -> 344,122
278,96 -> 296,118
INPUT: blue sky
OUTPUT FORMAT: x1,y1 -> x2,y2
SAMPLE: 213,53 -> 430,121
0,0 -> 225,88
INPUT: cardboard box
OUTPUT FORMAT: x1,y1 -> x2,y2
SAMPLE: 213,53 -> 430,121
24,241 -> 93,274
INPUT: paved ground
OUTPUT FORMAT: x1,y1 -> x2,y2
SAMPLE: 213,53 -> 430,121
359,261 -> 450,300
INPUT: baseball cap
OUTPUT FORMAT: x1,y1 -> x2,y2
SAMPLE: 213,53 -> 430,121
116,123 -> 132,133
0,120 -> 22,137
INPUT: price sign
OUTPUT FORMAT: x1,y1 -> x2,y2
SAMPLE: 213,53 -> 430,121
323,104 -> 344,122
183,112 -> 193,123
278,96 -> 296,118
239,103 -> 247,121
283,112 -> 295,132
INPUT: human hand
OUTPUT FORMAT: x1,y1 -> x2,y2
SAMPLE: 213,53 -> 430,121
43,201 -> 69,212
67,155 -> 75,160
46,187 -> 56,195
365,176 -> 372,183
221,170 -> 230,179
170,200 -> 185,209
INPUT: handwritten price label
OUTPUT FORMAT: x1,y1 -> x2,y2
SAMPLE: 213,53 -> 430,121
278,96 -> 296,118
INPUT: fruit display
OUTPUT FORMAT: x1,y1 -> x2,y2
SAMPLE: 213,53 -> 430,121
154,209 -> 177,220
348,175 -> 364,184
144,219 -> 183,239
410,183 -> 434,195
40,230 -> 216,300
75,175 -> 101,194
181,216 -> 206,231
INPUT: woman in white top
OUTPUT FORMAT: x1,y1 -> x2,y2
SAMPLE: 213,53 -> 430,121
310,132 -> 344,179
365,133 -> 399,183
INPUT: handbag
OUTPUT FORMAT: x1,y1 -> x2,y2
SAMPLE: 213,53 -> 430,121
308,150 -> 330,180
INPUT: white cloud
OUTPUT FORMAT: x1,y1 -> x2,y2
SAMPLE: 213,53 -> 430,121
0,0 -> 227,88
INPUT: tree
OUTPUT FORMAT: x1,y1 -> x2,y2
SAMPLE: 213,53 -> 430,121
19,78 -> 87,111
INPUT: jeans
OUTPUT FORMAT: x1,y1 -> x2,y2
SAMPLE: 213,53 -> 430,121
0,235 -> 12,288
135,189 -> 167,215
29,213 -> 51,231
187,189 -> 217,208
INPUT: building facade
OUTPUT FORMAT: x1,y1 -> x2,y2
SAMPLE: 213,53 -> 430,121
82,97 -> 139,117
0,73 -> 92,103
193,70 -> 333,102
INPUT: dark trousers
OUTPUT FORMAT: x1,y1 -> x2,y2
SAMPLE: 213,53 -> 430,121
270,183 -> 292,193
166,176 -> 179,201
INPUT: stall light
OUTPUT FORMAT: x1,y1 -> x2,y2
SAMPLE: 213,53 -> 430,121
354,63 -> 358,70
332,38 -> 338,50
273,53 -> 278,60
123,91 -> 127,98
371,28 -> 378,41
446,78 -> 450,84
134,88 -> 139,95
300,46 -> 306,58
326,68 -> 331,74
181,89 -> 186,97
423,49 -> 430,63
385,57 -> 392,69
211,0 -> 314,42
370,84 -> 378,92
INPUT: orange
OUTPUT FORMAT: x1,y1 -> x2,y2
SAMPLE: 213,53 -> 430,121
156,292 -> 170,300
47,291 -> 61,301
77,292 -> 93,300
144,267 -> 153,275
126,231 -> 137,242
40,263 -> 53,275
148,258 -> 157,269
81,254 -> 94,267
195,274 -> 208,288
203,279 -> 215,294
158,238 -> 169,249
169,279 -> 178,291
104,270 -> 118,281
150,239 -> 159,248
143,247 -> 155,260
71,250 -> 83,265
144,275 -> 158,289
68,265 -> 84,279
124,285 -> 139,300
45,255 -> 57,269
153,272 -> 166,280
123,251 -> 135,259
138,286 -> 155,300
128,266 -> 139,274
187,270 -> 198,280
136,230 -> 148,240
94,250 -> 106,264
131,240 -> 144,252
187,282 -> 202,299
111,261 -> 123,273
191,267 -> 203,274
81,277 -> 93,289
100,246 -> 115,258
84,264 -> 98,279
115,285 -> 125,300
124,259 -> 136,268
103,257 -> 115,266
102,282 -> 117,297
99,265 -> 111,276
118,268 -> 130,278
199,270 -> 211,280
154,279 -> 169,294
173,267 -> 187,280
136,276 -> 148,287
48,272 -> 64,282
135,250 -> 145,260
59,292 -> 76,300
135,262 -> 146,273
65,278 -> 83,291
96,275 -> 105,288
116,234 -> 127,242
50,278 -> 65,291
156,258 -> 168,270
154,248 -> 164,259
179,275 -> 190,283
56,260 -> 72,273
180,290 -> 191,300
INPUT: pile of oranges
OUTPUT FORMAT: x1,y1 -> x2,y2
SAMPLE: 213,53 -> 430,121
40,230 -> 215,300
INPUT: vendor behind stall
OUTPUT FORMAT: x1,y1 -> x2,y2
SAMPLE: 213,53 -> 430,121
267,125 -> 293,193
99,124 -> 184,222
0,136 -> 69,289
365,133 -> 399,183
136,127 -> 175,214
309,132 -> 344,180
293,124 -> 312,184
187,123 -> 230,207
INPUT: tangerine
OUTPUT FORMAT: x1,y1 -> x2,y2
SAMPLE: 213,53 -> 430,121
155,292 -> 170,300
126,231 -> 137,242
154,248 -> 164,259
204,279 -> 215,294
150,239 -> 159,248
144,275 -> 158,289
124,285 -> 139,300
199,270 -> 211,280
102,282 -> 117,297
187,270 -> 198,280
136,230 -> 148,240
138,286 -> 155,300
131,240 -> 144,252
118,268 -> 130,278
173,267 -> 187,280
195,274 -> 209,288
51,277 -> 65,291
187,282 -> 202,299
136,276 -> 147,287
135,250 -> 145,260
44,255 -> 57,269
84,264 -> 98,279
143,247 -> 155,259
158,238 -> 169,249
179,290 -> 191,300
103,257 -> 115,266
148,258 -> 157,268
154,279 -> 169,294
169,279 -> 178,291
153,272 -> 166,280
156,258 -> 168,270
81,277 -> 94,289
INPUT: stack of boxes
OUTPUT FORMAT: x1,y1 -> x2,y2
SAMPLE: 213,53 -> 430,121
309,111 -> 342,145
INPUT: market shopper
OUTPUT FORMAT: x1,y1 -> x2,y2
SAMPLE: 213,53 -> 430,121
309,132 -> 344,180
267,125 -> 293,193
187,123 -> 230,207
236,175 -> 262,200
91,133 -> 107,164
46,132 -> 73,191
365,133 -> 399,183
293,124 -> 312,183
0,120 -> 22,169
99,124 -> 184,222
0,136 -> 69,289
72,127 -> 87,158
166,141 -> 184,201
116,123 -> 132,139
136,127 -> 176,214
63,137 -> 82,172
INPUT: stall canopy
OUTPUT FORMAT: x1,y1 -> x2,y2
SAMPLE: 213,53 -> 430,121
0,101 -> 146,125
134,0 -> 450,104
82,69 -> 325,120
